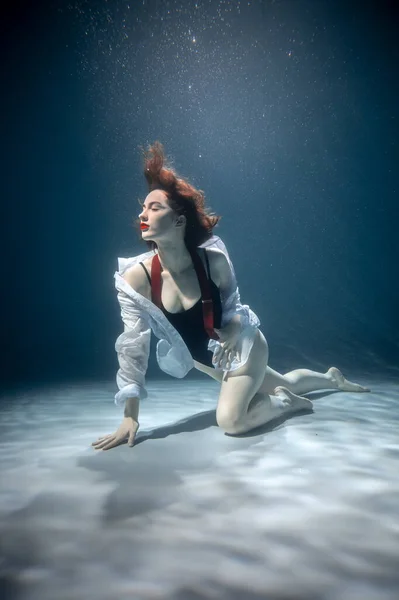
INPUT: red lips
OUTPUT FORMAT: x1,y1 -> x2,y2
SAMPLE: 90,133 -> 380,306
140,223 -> 149,230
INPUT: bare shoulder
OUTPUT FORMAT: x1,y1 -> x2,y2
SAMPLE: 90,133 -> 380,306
122,260 -> 151,300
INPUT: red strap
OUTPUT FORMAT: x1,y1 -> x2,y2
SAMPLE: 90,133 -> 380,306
151,250 -> 162,308
151,248 -> 219,341
189,247 -> 219,341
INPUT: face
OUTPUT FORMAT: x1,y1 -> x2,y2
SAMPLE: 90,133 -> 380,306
138,190 -> 183,242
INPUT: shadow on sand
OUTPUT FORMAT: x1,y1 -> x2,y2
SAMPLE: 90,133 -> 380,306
133,390 -> 336,446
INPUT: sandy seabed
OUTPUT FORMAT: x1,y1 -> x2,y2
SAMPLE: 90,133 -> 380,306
0,375 -> 398,600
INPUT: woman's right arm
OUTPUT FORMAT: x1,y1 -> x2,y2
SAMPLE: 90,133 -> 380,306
114,262 -> 152,410
92,264 -> 151,451
124,396 -> 140,421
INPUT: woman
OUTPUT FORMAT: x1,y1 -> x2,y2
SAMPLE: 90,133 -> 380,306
92,142 -> 369,451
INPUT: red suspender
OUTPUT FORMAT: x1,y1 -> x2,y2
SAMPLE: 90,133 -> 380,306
151,250 -> 162,308
151,248 -> 219,341
190,248 -> 220,341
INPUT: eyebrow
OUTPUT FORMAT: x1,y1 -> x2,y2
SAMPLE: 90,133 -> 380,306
141,201 -> 164,208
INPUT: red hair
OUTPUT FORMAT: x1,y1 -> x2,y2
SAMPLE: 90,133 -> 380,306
133,141 -> 221,251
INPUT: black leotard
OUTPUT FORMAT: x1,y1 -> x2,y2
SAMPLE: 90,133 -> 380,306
139,251 -> 222,367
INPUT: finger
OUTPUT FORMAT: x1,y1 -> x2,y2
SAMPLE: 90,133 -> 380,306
221,356 -> 229,369
93,436 -> 116,450
92,435 -> 111,444
223,349 -> 232,363
92,434 -> 113,445
214,347 -> 223,359
226,349 -> 237,370
102,436 -> 127,451
99,439 -> 119,451
92,437 -> 113,448
92,439 -> 112,448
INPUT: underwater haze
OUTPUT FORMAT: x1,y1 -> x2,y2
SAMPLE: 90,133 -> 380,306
1,1 -> 399,599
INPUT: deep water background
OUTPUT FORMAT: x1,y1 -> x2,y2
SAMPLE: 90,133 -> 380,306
1,0 -> 398,394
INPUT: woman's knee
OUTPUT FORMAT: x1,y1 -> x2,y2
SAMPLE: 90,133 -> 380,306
216,408 -> 241,434
215,329 -> 269,434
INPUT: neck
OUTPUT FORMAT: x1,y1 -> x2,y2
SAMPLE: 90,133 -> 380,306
155,238 -> 193,274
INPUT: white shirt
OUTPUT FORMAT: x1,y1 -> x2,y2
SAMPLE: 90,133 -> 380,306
114,235 -> 260,408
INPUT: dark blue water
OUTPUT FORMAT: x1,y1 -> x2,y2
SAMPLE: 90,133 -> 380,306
1,1 -> 398,598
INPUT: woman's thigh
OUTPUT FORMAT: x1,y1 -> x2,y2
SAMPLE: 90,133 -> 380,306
257,366 -> 290,395
193,359 -> 224,383
194,355 -> 289,397
215,329 -> 269,426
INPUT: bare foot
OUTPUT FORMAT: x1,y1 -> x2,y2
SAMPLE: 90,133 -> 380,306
327,367 -> 370,392
274,386 -> 313,413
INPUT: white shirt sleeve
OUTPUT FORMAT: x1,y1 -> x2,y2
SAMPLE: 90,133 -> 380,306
205,243 -> 261,372
200,235 -> 260,329
216,252 -> 260,330
114,288 -> 151,408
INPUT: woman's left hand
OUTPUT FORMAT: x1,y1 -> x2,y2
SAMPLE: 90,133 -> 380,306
213,320 -> 242,370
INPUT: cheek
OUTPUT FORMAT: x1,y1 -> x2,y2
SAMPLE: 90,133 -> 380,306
158,214 -> 174,228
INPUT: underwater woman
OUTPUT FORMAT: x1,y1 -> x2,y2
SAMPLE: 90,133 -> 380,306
92,141 -> 369,451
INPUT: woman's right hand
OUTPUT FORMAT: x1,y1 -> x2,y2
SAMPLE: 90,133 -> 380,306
92,417 -> 139,451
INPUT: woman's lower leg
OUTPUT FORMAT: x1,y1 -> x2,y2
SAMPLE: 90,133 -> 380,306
282,368 -> 336,395
283,366 -> 370,394
258,366 -> 335,396
224,387 -> 313,435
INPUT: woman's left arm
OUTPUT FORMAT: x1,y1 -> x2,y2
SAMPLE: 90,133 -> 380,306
210,250 -> 245,369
